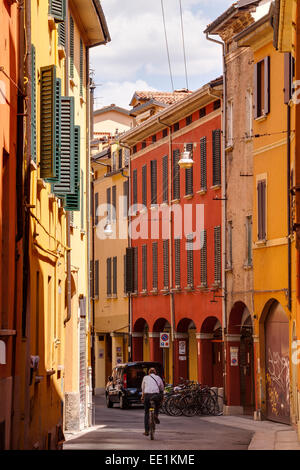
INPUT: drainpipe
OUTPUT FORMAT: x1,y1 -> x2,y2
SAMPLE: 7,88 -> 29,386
64,0 -> 71,326
287,103 -> 292,311
157,117 -> 175,385
206,33 -> 227,404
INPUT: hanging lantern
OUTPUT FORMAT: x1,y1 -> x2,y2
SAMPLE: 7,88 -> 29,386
178,149 -> 194,169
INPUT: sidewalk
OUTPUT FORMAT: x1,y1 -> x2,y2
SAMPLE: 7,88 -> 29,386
200,415 -> 300,450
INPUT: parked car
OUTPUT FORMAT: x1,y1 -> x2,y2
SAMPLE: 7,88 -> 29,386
105,361 -> 164,409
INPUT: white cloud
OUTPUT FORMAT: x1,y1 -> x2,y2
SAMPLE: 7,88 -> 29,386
93,79 -> 157,110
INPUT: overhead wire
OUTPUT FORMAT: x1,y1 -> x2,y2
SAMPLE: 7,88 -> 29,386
161,0 -> 175,92
179,0 -> 189,90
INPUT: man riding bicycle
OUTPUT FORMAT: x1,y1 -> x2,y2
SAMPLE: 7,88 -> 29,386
141,367 -> 164,436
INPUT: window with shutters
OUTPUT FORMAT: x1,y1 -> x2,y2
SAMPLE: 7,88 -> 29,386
186,234 -> 194,287
163,129 -> 168,138
212,129 -> 221,187
113,257 -> 117,295
45,77 -> 61,183
173,122 -> 179,132
107,187 -> 111,222
80,39 -> 84,97
186,115 -> 192,126
133,169 -> 137,210
124,255 -> 127,293
152,242 -> 158,290
199,107 -> 206,118
95,192 -> 99,225
214,226 -> 221,285
254,56 -> 270,118
52,96 -> 75,195
142,244 -> 147,292
40,65 -> 57,179
150,160 -> 157,205
162,155 -> 168,203
70,15 -> 74,79
245,216 -> 253,266
118,149 -> 123,168
107,258 -> 112,296
133,246 -> 138,293
58,20 -> 66,48
80,170 -> 84,228
90,260 -> 94,297
112,186 -> 116,221
214,100 -> 221,110
163,240 -> 169,288
200,230 -> 207,287
31,45 -> 37,163
95,260 -> 99,297
142,165 -> 147,207
152,135 -> 157,143
133,145 -> 137,154
175,239 -> 181,288
185,143 -> 193,195
123,180 -> 129,217
200,137 -> 207,191
49,0 -> 66,22
284,52 -> 295,104
257,179 -> 266,240
173,149 -> 180,200
227,221 -> 232,269
142,141 -> 146,149
64,126 -> 81,211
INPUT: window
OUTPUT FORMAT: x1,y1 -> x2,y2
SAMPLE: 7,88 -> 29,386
175,239 -> 181,288
40,65 -> 57,179
133,169 -> 137,208
200,137 -> 207,191
163,128 -> 168,138
95,192 -> 99,225
152,243 -> 158,290
227,221 -> 232,268
80,39 -> 84,96
163,240 -> 169,288
31,45 -> 37,163
199,107 -> 206,118
200,230 -> 207,287
186,115 -> 192,126
107,258 -> 112,296
80,170 -> 84,228
112,185 -> 116,222
214,226 -> 221,285
49,0 -> 66,22
58,21 -> 66,48
212,129 -> 221,187
187,234 -> 194,287
142,141 -> 146,149
106,187 -> 111,221
123,180 -> 128,217
257,180 -> 266,240
254,56 -> 270,118
64,126 -> 81,212
173,149 -> 180,200
150,160 -> 157,205
133,246 -> 138,293
142,165 -> 147,207
133,145 -> 137,154
284,52 -> 295,104
214,100 -> 221,110
246,216 -> 252,266
185,144 -> 193,195
142,245 -> 147,291
69,15 -> 74,79
152,135 -> 157,143
118,149 -> 123,168
162,155 -> 168,203
113,257 -> 117,295
227,100 -> 233,148
95,260 -> 99,297
173,122 -> 179,132
124,255 -> 127,294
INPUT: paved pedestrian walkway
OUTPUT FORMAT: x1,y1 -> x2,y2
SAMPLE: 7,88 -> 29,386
200,415 -> 300,450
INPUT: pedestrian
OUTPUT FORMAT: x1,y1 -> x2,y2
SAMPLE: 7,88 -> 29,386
141,367 -> 164,436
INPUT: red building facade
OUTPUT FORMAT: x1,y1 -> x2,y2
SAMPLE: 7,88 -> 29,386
121,80 -> 224,386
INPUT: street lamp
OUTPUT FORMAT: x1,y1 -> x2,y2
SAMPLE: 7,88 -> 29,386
104,222 -> 113,237
178,149 -> 194,169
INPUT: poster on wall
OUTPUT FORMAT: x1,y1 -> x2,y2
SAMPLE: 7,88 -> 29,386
230,346 -> 239,366
179,341 -> 186,355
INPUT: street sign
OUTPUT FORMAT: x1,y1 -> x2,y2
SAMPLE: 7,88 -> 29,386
160,332 -> 170,348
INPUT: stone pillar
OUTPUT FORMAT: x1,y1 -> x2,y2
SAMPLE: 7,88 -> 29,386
197,333 -> 213,386
174,333 -> 188,385
132,332 -> 143,361
223,334 -> 243,415
149,332 -> 162,363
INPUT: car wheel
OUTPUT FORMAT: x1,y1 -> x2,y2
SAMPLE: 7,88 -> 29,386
106,394 -> 113,408
119,395 -> 128,409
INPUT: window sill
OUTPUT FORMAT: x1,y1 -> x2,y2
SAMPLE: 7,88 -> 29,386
70,78 -> 76,89
141,290 -> 148,296
171,286 -> 181,293
197,189 -> 207,195
243,264 -> 253,270
184,285 -> 194,292
150,289 -> 158,295
210,185 -> 221,191
255,114 -> 267,123
80,96 -> 86,106
171,198 -> 181,204
160,288 -> 169,294
30,159 -> 37,171
225,145 -> 234,153
37,179 -> 47,190
184,194 -> 194,199
212,282 -> 221,289
58,46 -> 66,60
48,16 -> 57,31
150,205 -> 158,211
255,239 -> 267,247
131,292 -> 138,297
197,284 -> 208,292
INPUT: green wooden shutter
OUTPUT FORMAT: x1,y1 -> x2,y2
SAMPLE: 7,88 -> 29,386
173,149 -> 180,200
142,165 -> 147,207
133,169 -> 137,207
95,260 -> 99,297
40,65 -> 56,179
185,143 -> 193,195
113,257 -> 117,295
112,185 -> 116,221
95,192 -> 99,225
175,238 -> 181,288
200,230 -> 207,287
52,96 -> 75,194
133,246 -> 138,293
64,126 -> 80,211
49,0 -> 66,22
45,77 -> 61,183
80,39 -> 84,96
142,244 -> 147,291
150,160 -> 157,204
187,233 -> 194,287
152,242 -> 158,289
163,239 -> 169,288
200,137 -> 207,190
107,258 -> 112,295
31,45 -> 37,163
214,226 -> 221,284
162,155 -> 168,203
70,15 -> 74,79
58,20 -> 66,48
212,129 -> 221,186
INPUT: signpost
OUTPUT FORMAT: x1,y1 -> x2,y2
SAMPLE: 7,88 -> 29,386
160,333 -> 170,348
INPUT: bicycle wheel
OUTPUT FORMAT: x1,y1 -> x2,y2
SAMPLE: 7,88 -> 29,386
180,394 -> 197,417
149,408 -> 155,440
166,394 -> 183,416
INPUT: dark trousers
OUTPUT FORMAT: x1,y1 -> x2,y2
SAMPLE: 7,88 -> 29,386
144,393 -> 161,432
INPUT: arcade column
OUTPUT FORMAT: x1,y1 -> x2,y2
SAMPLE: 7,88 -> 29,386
132,332 -> 143,361
149,332 -> 162,363
174,332 -> 189,384
196,333 -> 213,386
110,333 -> 125,367
223,333 -> 243,415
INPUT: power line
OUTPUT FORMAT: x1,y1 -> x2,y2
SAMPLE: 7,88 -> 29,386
179,0 -> 189,90
161,0 -> 175,92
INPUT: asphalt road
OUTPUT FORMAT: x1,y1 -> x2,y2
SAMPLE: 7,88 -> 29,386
63,396 -> 253,450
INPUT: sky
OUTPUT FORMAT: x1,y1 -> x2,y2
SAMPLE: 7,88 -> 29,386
90,1 -> 263,110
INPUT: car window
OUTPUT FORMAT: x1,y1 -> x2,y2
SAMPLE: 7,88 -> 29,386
127,366 -> 147,388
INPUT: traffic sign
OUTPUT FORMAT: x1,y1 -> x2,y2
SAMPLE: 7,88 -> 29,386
160,333 -> 170,348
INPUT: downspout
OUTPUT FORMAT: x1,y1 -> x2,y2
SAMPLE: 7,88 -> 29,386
64,0 -> 72,326
157,117 -> 175,385
206,33 -> 227,404
287,103 -> 292,311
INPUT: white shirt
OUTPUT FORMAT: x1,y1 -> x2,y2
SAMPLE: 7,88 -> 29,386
141,374 -> 164,394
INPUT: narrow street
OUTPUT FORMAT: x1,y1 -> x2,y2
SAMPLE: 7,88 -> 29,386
63,396 -> 250,450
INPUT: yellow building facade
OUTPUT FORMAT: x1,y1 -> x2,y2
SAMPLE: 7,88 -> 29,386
237,6 -> 298,429
17,0 -> 109,449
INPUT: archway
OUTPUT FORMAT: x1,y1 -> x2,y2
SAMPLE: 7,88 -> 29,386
175,318 -> 196,384
263,300 -> 290,424
132,318 -> 149,362
226,302 -> 254,412
199,316 -> 223,387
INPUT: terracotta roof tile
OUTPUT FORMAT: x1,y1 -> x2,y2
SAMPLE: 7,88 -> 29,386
132,90 -> 192,106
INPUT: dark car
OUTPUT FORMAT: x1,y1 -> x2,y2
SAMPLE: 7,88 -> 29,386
105,361 -> 164,409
